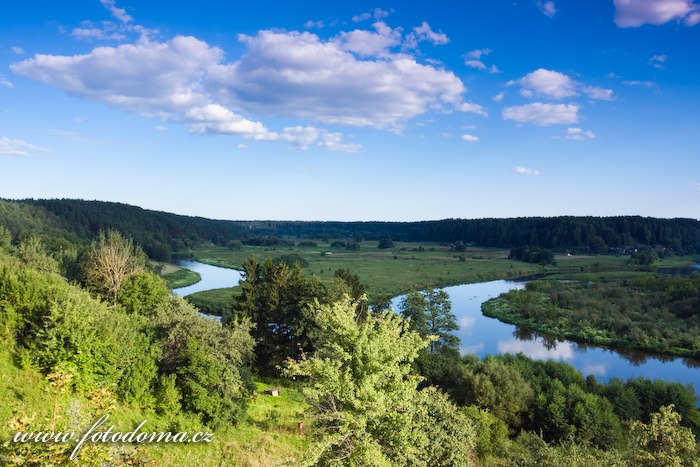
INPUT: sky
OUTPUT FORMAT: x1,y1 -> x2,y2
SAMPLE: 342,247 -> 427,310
1,0 -> 699,221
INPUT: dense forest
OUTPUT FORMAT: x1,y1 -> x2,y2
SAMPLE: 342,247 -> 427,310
0,206 -> 699,463
2,199 -> 700,261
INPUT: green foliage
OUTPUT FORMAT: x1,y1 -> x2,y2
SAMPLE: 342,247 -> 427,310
273,253 -> 310,268
232,256 -> 328,373
117,270 -> 170,315
152,296 -> 255,427
631,248 -> 657,265
285,297 -> 448,465
628,405 -> 699,466
509,245 -> 556,265
378,234 -> 394,249
485,276 -> 700,357
400,288 -> 459,353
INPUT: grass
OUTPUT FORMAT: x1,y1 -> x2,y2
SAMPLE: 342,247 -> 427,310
187,241 -> 542,311
161,266 -> 202,289
0,347 -> 308,466
184,242 -> 697,315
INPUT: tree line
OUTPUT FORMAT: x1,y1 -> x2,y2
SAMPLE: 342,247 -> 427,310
3,199 -> 699,262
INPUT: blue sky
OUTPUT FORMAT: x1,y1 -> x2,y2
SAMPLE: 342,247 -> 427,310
1,0 -> 699,221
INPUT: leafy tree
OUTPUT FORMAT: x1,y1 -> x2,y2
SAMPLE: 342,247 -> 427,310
628,405 -> 698,466
152,296 -> 255,426
285,297 -> 447,465
232,256 -> 327,373
116,270 -> 169,315
377,234 -> 394,249
400,288 -> 459,353
83,229 -> 145,303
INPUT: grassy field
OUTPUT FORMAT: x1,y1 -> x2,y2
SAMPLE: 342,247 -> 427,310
184,241 -> 544,314
181,242 -> 698,316
0,348 -> 308,466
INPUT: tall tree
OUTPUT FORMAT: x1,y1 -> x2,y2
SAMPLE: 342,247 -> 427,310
285,296 -> 476,466
83,229 -> 145,304
400,288 -> 459,353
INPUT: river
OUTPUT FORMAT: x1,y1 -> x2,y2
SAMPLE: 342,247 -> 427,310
175,260 -> 699,392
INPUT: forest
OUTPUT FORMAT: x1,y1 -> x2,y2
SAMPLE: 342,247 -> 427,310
3,199 -> 700,261
0,200 -> 699,464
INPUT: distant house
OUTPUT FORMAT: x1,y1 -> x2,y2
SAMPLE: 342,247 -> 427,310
264,388 -> 280,397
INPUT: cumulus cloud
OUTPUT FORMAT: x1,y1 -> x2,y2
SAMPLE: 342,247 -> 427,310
492,92 -> 505,102
11,46 -> 25,55
614,0 -> 700,27
648,54 -> 667,69
0,77 -> 13,89
565,127 -> 595,140
513,166 -> 541,176
0,137 -> 51,157
538,1 -> 558,17
508,68 -> 613,101
334,21 -> 402,56
11,36 -> 359,151
461,134 -> 479,142
503,103 -> 579,125
13,10 -> 479,151
210,30 -> 479,128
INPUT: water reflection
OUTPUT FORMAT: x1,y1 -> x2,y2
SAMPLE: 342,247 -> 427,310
390,279 -> 700,393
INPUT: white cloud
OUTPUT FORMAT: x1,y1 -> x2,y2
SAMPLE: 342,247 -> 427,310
352,8 -> 389,23
648,54 -> 668,69
458,102 -> 488,117
508,68 -> 613,101
461,134 -> 479,143
623,80 -> 655,87
71,22 -> 127,41
210,30 -> 477,128
334,21 -> 402,56
236,143 -> 247,149
465,48 -> 490,70
405,22 -> 449,49
304,20 -> 324,29
538,1 -> 558,17
12,36 -> 358,151
0,77 -> 13,89
99,0 -> 132,24
156,125 -> 168,131
464,48 -> 499,73
565,127 -> 595,140
503,103 -> 579,125
509,68 -> 576,99
13,14 -> 473,150
614,0 -> 700,27
513,166 -> 541,176
492,92 -> 505,102
10,46 -> 25,55
0,137 -> 51,157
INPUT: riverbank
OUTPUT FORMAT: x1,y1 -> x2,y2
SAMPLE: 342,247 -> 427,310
482,275 -> 700,359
